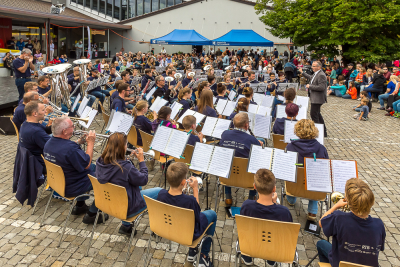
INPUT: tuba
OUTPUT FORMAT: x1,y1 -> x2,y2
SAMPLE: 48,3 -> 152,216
331,192 -> 350,212
42,63 -> 72,109
73,59 -> 91,97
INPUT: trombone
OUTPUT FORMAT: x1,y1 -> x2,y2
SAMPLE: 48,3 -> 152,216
73,130 -> 109,140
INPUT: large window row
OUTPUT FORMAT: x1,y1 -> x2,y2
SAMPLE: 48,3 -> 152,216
71,0 -> 183,20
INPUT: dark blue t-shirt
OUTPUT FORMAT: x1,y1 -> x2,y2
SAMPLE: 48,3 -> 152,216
13,58 -> 31,78
179,99 -> 191,115
187,133 -> 200,146
111,96 -> 127,113
194,105 -> 217,118
220,129 -> 260,158
240,200 -> 292,222
111,90 -> 119,103
19,122 -> 50,168
182,77 -> 192,88
321,211 -> 385,267
68,74 -> 80,97
133,115 -> 153,146
43,137 -> 92,197
38,86 -> 50,96
157,189 -> 208,240
215,95 -> 227,103
210,83 -> 218,96
12,104 -> 26,131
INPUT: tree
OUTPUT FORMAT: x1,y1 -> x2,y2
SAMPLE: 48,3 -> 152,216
255,0 -> 400,63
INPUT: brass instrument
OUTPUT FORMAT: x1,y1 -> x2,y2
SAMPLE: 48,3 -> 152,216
145,111 -> 154,121
40,94 -> 61,111
193,129 -> 206,143
43,63 -> 73,109
126,148 -> 155,161
73,130 -> 109,140
182,176 -> 203,195
331,192 -> 350,212
45,113 -> 90,124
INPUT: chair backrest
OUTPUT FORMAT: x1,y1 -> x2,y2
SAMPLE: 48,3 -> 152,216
235,215 -> 300,263
10,117 -> 19,141
127,125 -> 140,147
339,262 -> 371,267
138,129 -> 161,160
144,196 -> 195,246
88,175 -> 129,220
285,167 -> 327,201
174,144 -> 194,164
43,158 -> 67,197
219,157 -> 254,189
272,134 -> 287,150
109,89 -> 116,97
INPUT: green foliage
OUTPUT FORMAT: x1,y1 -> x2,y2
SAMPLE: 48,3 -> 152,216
255,0 -> 400,62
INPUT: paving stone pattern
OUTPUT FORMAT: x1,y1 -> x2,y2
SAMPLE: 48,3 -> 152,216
1,79 -> 399,266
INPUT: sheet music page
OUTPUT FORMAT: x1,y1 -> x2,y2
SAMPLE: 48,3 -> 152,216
78,106 -> 92,129
193,112 -> 206,124
236,94 -> 245,103
178,109 -> 195,123
256,105 -> 269,116
208,146 -> 235,178
331,160 -> 357,193
248,104 -> 258,114
164,129 -> 190,158
222,101 -> 236,117
170,102 -> 183,120
105,109 -> 115,131
216,99 -> 228,115
170,101 -> 176,109
271,149 -> 298,182
189,143 -> 214,173
228,90 -> 236,101
213,97 -> 217,104
253,93 -> 264,105
295,96 -> 309,120
315,123 -> 324,145
150,126 -> 172,153
305,158 -> 332,192
201,117 -> 218,137
149,97 -> 161,111
248,146 -> 273,173
265,107 -> 272,116
79,108 -> 98,129
277,95 -> 286,102
276,105 -> 287,119
284,120 -> 299,143
212,119 -> 231,139
254,115 -> 272,139
107,111 -> 124,133
116,113 -> 134,135
71,93 -> 81,112
77,96 -> 89,117
261,95 -> 275,108
146,87 -> 156,100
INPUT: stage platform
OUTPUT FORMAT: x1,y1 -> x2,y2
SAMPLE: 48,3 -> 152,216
0,77 -> 19,111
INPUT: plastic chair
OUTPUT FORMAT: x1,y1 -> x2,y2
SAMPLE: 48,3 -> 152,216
87,175 -> 147,267
235,215 -> 300,266
143,196 -> 214,267
10,117 -> 19,141
215,157 -> 254,211
127,125 -> 143,149
318,261 -> 371,267
42,158 -> 92,246
272,134 -> 287,150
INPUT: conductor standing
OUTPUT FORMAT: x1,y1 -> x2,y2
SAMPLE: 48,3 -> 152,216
298,61 -> 327,137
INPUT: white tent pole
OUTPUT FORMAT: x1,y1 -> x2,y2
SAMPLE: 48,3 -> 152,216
142,22 -> 150,41
212,22 -> 217,39
167,22 -> 171,33
189,18 -> 193,29
201,18 -> 205,34
154,22 -> 161,38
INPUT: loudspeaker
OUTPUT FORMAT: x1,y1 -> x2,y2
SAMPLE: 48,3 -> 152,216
0,116 -> 16,135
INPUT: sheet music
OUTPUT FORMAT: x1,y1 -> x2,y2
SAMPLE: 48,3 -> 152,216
150,97 -> 168,112
71,93 -> 81,112
212,119 -> 231,139
331,160 -> 357,193
192,112 -> 206,124
305,158 -> 332,192
295,96 -> 309,120
107,111 -> 134,135
315,123 -> 324,145
79,108 -> 98,129
190,143 -> 214,173
271,149 -> 297,182
253,93 -> 264,105
228,90 -> 236,101
256,105 -> 269,116
178,109 -> 195,123
216,99 -> 228,115
163,129 -> 190,158
80,106 -> 91,120
248,104 -> 258,114
236,94 -> 245,103
170,102 -> 183,120
254,115 -> 272,139
201,117 -> 218,137
150,126 -> 172,153
276,105 -> 286,118
261,95 -> 274,108
77,96 -> 89,117
213,97 -> 217,104
146,87 -> 156,100
207,146 -> 235,178
105,109 -> 115,130
222,101 -> 237,117
248,146 -> 273,173
277,95 -> 286,102
284,120 -> 299,143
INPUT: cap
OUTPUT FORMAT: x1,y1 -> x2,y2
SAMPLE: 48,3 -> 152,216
348,63 -> 354,66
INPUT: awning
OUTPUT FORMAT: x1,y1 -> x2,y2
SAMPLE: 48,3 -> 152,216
211,29 -> 274,47
150,29 -> 211,45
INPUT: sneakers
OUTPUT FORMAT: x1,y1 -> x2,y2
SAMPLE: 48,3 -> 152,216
225,198 -> 232,206
377,106 -> 385,110
118,224 -> 137,236
241,255 -> 253,266
187,247 -> 198,262
307,213 -> 317,221
198,254 -> 213,267
285,196 -> 295,206
82,213 -> 109,224
71,205 -> 89,215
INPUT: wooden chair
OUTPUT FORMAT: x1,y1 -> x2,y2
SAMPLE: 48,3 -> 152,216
10,118 -> 19,141
235,215 -> 300,266
98,102 -> 110,132
215,157 -> 254,212
138,129 -> 168,163
87,176 -> 147,267
143,196 -> 214,267
272,134 -> 287,150
127,125 -> 143,149
318,261 -> 371,267
42,158 -> 92,247
282,167 -> 328,217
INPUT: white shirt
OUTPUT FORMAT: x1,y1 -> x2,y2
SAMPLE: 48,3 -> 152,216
161,49 -> 166,53
310,69 -> 321,84
50,43 -> 54,51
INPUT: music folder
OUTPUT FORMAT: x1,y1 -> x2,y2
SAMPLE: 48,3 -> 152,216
247,145 -> 298,182
215,99 -> 237,117
177,109 -> 206,124
78,106 -> 97,129
150,126 -> 190,159
201,117 -> 231,139
304,158 -> 358,193
170,102 -> 183,120
189,142 -> 235,178
106,111 -> 134,135
150,97 -> 168,113
240,112 -> 272,139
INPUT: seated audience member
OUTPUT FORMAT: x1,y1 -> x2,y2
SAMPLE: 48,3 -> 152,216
95,133 -> 162,235
363,69 -> 386,101
342,81 -> 357,99
157,162 -> 217,267
327,80 -> 346,97
285,119 -> 328,221
317,178 -> 385,267
272,103 -> 299,135
182,115 -> 204,146
239,169 -> 293,266
43,117 -> 107,224
353,91 -> 372,112
353,99 -> 369,121
377,75 -> 399,110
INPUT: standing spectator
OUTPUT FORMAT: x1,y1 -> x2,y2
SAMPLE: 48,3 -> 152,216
16,38 -> 25,51
2,52 -> 14,77
75,40 -> 83,59
222,52 -> 229,69
161,47 -> 166,54
33,38 -> 41,52
24,39 -> 34,52
49,40 -> 55,61
13,48 -> 35,101
7,37 -> 16,50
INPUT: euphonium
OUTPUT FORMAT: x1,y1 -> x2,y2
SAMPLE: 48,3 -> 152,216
145,111 -> 154,121
331,192 -> 350,212
182,176 -> 203,195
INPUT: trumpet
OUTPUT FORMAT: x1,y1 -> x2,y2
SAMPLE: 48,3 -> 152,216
193,129 -> 206,143
182,176 -> 203,195
126,148 -> 155,161
331,192 -> 350,212
40,94 -> 62,111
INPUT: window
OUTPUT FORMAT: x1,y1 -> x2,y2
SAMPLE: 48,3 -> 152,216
99,0 -> 106,13
85,0 -> 91,8
71,0 -> 76,3
114,0 -> 121,19
77,0 -> 83,5
152,0 -> 159,11
121,0 -> 127,20
175,0 -> 182,3
93,0 -> 98,10
144,0 -> 150,13
128,0 -> 136,17
167,0 -> 173,7
106,0 -> 113,16
160,0 -> 166,9
137,0 -> 143,15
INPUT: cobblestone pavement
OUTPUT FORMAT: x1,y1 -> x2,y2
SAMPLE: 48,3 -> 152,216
1,79 -> 400,267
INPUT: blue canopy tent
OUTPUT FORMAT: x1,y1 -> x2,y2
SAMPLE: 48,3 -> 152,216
211,29 -> 274,47
150,29 -> 211,45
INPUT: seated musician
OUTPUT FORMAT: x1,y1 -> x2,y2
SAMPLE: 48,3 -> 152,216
317,178 -> 385,267
107,66 -> 118,90
182,68 -> 193,88
95,133 -> 162,235
87,68 -> 110,108
43,117 -> 107,224
153,75 -> 178,104
19,101 -> 50,170
208,75 -> 217,96
272,103 -> 298,135
151,106 -> 177,132
178,87 -> 192,115
196,81 -> 210,100
220,113 -> 262,205
141,69 -> 154,90
266,72 -> 277,96
228,97 -> 248,128
223,75 -> 234,92
37,75 -> 51,97
247,71 -> 259,84
239,169 -> 292,266
111,83 -> 132,114
66,66 -> 88,111
215,83 -> 227,102
110,80 -> 124,103
18,81 -> 48,105
13,92 -> 40,131
133,100 -> 156,146
194,90 -> 221,118
285,119 -> 328,221
157,162 -> 217,267
243,87 -> 257,105
182,115 -> 204,146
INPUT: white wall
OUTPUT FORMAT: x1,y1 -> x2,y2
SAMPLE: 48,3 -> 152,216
119,0 -> 290,55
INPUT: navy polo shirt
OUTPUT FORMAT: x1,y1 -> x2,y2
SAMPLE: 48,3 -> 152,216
87,76 -> 101,92
111,96 -> 127,113
194,105 -> 217,118
219,129 -> 260,158
13,58 -> 31,78
133,115 -> 152,146
68,74 -> 80,97
38,86 -> 50,95
19,122 -> 50,168
12,104 -> 26,131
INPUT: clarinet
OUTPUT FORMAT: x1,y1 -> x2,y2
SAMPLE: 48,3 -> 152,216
138,80 -> 151,102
